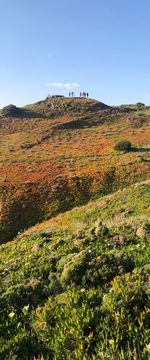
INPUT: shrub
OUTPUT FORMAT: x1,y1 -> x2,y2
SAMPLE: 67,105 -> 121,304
2,104 -> 23,117
60,250 -> 90,287
136,102 -> 145,109
114,140 -> 132,152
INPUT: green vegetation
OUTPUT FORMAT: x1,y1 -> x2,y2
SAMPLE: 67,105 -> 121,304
0,181 -> 150,359
0,97 -> 150,358
114,140 -> 132,152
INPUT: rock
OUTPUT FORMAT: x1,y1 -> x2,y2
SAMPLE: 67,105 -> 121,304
136,223 -> 150,239
21,143 -> 34,149
112,235 -> 126,245
136,227 -> 146,239
31,244 -> 40,253
76,230 -> 85,239
95,226 -> 102,237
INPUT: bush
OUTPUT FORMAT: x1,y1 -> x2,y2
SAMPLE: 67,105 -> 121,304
136,102 -> 145,109
2,104 -> 23,117
114,140 -> 132,152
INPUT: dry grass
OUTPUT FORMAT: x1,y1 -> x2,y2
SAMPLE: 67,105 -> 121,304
0,97 -> 150,241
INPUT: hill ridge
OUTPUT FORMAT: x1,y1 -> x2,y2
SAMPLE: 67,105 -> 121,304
19,179 -> 150,238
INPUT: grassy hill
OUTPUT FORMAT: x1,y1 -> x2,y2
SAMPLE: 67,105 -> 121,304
0,97 -> 150,359
0,97 -> 150,242
0,180 -> 150,359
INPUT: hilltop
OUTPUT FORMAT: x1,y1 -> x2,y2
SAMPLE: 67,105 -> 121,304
0,97 -> 110,120
0,97 -> 150,242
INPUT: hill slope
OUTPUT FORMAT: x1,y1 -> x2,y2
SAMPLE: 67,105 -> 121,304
0,97 -> 150,359
0,181 -> 150,359
0,97 -> 150,243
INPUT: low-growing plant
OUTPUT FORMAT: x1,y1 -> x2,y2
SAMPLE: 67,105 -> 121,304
114,140 -> 132,152
0,182 -> 150,359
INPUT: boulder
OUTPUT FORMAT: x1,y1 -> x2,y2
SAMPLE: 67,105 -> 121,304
136,223 -> 150,239
112,235 -> 126,245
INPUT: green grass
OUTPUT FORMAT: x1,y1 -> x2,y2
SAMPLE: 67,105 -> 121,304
0,181 -> 150,359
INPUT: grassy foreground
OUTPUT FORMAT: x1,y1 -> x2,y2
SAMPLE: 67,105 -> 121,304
0,181 -> 150,359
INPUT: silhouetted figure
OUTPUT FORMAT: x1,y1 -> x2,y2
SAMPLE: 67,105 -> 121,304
79,91 -> 89,98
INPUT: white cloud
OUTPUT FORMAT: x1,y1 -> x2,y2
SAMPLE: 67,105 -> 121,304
47,82 -> 80,90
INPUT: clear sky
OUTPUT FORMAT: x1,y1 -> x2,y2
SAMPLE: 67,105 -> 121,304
0,0 -> 150,108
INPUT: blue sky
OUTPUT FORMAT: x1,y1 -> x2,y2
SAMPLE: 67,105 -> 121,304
0,0 -> 150,107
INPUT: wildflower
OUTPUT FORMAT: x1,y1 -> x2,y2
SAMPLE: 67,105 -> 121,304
23,304 -> 29,311
80,288 -> 86,293
8,311 -> 15,319
109,339 -> 115,345
146,343 -> 150,352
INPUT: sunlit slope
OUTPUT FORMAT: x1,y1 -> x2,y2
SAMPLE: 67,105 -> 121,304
0,97 -> 150,242
0,181 -> 150,359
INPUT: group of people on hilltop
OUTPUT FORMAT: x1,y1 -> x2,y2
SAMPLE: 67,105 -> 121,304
69,91 -> 75,97
80,92 -> 89,98
69,91 -> 89,98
